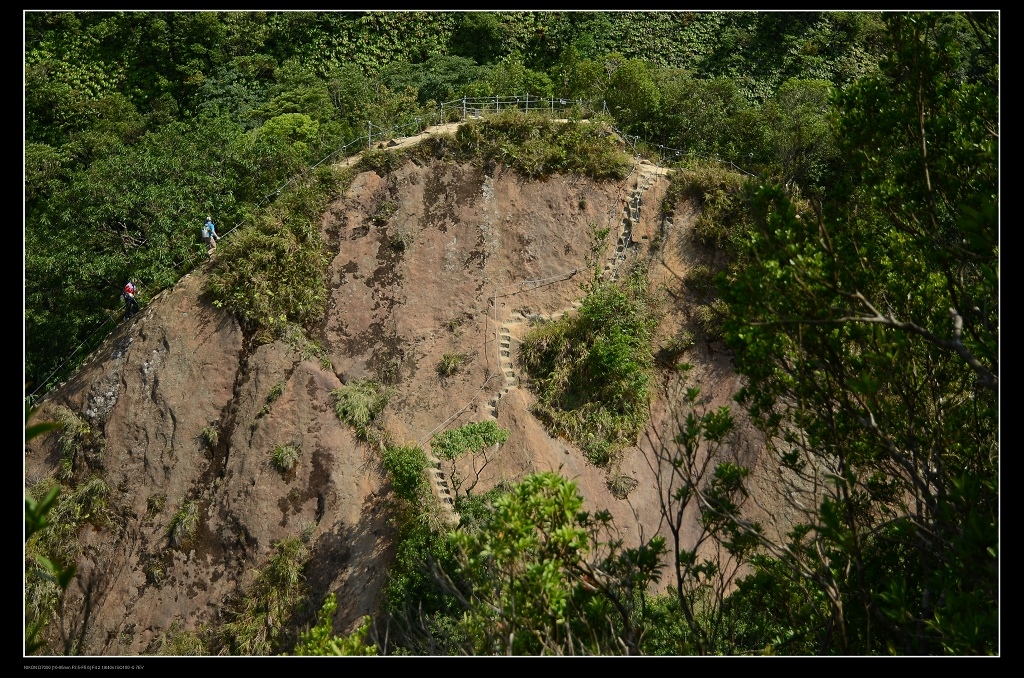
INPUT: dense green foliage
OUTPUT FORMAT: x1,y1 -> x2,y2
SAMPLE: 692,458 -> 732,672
203,166 -> 336,343
380,444 -> 429,503
520,270 -> 659,465
449,472 -> 665,655
719,12 -> 997,654
430,421 -> 510,461
293,595 -> 377,656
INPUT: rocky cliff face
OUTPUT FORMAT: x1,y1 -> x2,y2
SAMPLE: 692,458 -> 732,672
25,147 -> 767,655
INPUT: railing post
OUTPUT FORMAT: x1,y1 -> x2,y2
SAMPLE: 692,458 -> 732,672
462,97 -> 466,120
525,93 -> 529,114
367,121 -> 372,149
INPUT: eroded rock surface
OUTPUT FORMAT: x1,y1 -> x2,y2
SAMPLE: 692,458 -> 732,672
26,146 -> 767,654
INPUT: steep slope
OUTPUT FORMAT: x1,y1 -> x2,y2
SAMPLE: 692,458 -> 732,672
25,131 -> 767,655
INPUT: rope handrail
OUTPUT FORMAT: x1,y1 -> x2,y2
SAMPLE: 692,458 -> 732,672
417,374 -> 502,448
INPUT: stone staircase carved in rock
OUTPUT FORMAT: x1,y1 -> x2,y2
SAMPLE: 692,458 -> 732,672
604,165 -> 660,281
425,449 -> 460,527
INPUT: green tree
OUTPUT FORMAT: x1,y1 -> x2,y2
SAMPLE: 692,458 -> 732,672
719,11 -> 997,654
381,444 -> 429,503
603,57 -> 660,137
293,594 -> 377,655
381,55 -> 484,106
449,12 -> 506,66
551,44 -> 606,101
448,472 -> 665,655
654,72 -> 749,160
431,421 -> 509,462
763,78 -> 840,194
431,421 -> 510,498
638,383 -> 762,655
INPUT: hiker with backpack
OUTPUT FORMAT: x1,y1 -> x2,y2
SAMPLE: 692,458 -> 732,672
202,216 -> 220,256
122,280 -> 140,319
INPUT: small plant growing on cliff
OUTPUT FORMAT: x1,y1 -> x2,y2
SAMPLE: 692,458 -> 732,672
694,298 -> 729,339
437,352 -> 470,377
658,330 -> 696,366
606,471 -> 639,500
684,264 -> 717,296
257,382 -> 286,419
146,493 -> 166,517
372,199 -> 398,225
331,380 -> 389,440
53,406 -> 90,480
221,536 -> 309,655
144,558 -> 166,585
168,500 -> 200,548
389,228 -> 414,252
202,425 -> 220,448
444,315 -> 465,335
271,444 -> 301,474
293,594 -> 377,655
155,621 -> 209,656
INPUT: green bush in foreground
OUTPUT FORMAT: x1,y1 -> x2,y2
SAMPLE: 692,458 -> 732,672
293,594 -> 377,655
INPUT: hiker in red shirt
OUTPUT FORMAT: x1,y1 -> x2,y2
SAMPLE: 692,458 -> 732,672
122,280 -> 140,319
